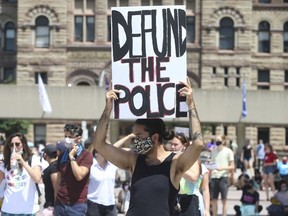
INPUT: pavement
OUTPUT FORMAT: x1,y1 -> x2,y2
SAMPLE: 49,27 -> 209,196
117,186 -> 271,216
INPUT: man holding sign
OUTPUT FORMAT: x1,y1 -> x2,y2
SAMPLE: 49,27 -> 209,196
92,5 -> 203,215
92,78 -> 203,216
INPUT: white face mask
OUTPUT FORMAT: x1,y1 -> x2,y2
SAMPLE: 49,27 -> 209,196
64,137 -> 75,148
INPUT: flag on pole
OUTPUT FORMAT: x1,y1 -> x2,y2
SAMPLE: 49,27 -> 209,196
99,70 -> 109,91
38,74 -> 52,113
242,80 -> 247,118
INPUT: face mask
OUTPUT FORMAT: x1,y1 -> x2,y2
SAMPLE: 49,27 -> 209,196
124,185 -> 129,191
216,141 -> 222,146
173,147 -> 184,154
65,137 -> 75,148
133,137 -> 153,154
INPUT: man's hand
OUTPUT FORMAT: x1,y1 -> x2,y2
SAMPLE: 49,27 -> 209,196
69,144 -> 78,159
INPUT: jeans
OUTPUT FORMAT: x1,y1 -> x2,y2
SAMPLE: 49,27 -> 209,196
86,200 -> 118,216
54,202 -> 87,216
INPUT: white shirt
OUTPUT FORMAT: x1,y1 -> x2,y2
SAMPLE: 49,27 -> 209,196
87,157 -> 118,205
0,155 -> 41,214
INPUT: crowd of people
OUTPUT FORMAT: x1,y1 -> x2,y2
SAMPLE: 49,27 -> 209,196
0,79 -> 287,216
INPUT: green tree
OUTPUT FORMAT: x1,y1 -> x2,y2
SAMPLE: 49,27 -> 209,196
0,119 -> 30,138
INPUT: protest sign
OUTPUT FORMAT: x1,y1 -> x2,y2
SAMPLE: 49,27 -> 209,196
111,5 -> 187,119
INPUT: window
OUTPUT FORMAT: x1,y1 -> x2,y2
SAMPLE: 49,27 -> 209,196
86,16 -> 95,42
75,16 -> 83,41
0,67 -> 16,84
284,22 -> 288,53
4,22 -> 16,51
187,16 -> 195,43
35,72 -> 48,84
219,17 -> 234,50
258,21 -> 270,53
34,124 -> 46,146
35,16 -> 50,48
236,68 -> 240,87
74,0 -> 95,42
258,127 -> 269,144
257,70 -> 270,90
259,0 -> 270,3
153,0 -> 162,5
224,67 -> 228,87
212,67 -> 217,75
141,0 -> 150,6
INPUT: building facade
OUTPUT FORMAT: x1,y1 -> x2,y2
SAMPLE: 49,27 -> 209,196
0,0 -> 287,154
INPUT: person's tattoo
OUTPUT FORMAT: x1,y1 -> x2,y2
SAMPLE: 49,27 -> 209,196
192,131 -> 203,141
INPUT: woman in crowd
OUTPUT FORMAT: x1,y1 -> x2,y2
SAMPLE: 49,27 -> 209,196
0,132 -> 41,215
240,141 -> 254,177
86,148 -> 118,216
263,144 -> 277,201
170,133 -> 210,216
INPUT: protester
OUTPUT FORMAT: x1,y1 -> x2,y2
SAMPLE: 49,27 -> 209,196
42,144 -> 58,216
116,180 -> 131,215
240,140 -> 254,178
256,140 -> 265,169
277,156 -> 288,181
86,148 -> 118,216
54,124 -> 93,216
267,180 -> 288,215
234,179 -> 262,216
0,132 -> 42,215
92,79 -> 204,216
263,144 -> 277,201
209,135 -> 234,216
169,133 -> 202,216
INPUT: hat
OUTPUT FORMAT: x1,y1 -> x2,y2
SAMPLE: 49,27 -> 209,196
56,140 -> 67,152
43,144 -> 57,157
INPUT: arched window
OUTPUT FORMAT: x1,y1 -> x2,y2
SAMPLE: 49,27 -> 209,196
35,16 -> 50,48
219,17 -> 234,50
4,22 -> 16,51
284,22 -> 288,53
258,21 -> 270,53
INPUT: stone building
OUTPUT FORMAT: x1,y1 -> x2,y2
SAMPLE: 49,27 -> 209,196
0,0 -> 287,154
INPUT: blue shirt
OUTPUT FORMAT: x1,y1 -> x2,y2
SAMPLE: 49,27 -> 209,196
277,161 -> 288,176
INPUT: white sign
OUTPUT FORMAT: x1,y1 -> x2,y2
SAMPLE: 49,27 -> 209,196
111,5 -> 187,119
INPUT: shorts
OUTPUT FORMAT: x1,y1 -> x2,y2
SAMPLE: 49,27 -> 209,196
263,166 -> 275,175
210,177 -> 229,200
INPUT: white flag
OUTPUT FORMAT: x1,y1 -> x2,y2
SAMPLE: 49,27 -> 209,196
38,74 -> 52,113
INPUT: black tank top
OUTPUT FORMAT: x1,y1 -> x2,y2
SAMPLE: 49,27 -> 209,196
126,153 -> 178,216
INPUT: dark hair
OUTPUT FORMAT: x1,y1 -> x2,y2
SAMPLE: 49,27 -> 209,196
175,133 -> 189,148
64,124 -> 83,137
4,132 -> 33,171
135,119 -> 174,143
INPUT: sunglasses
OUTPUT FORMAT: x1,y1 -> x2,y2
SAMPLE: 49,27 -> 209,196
9,142 -> 21,148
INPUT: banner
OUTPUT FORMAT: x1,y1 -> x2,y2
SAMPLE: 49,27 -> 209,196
111,5 -> 187,119
38,74 -> 52,113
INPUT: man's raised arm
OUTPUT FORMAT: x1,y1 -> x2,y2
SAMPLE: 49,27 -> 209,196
92,89 -> 136,171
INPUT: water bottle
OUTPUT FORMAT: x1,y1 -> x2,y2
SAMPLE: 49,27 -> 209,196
10,148 -> 18,169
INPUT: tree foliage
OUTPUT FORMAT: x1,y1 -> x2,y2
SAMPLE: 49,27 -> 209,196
0,120 -> 30,139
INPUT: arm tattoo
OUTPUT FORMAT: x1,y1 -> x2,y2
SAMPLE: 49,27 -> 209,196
192,131 -> 203,141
